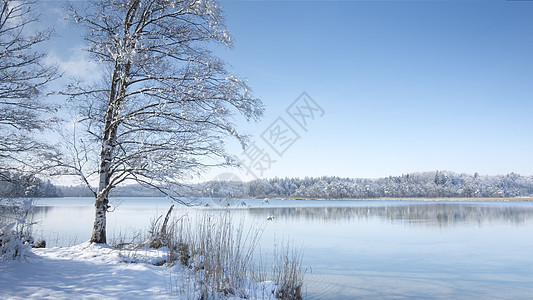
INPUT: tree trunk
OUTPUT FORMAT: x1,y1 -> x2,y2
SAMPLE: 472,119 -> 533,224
89,70 -> 118,244
90,139 -> 113,244
89,0 -> 138,244
90,193 -> 109,243
89,66 -> 131,244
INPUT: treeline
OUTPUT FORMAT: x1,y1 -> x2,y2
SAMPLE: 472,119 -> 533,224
0,172 -> 62,198
14,171 -> 533,199
59,184 -> 165,198
199,171 -> 533,199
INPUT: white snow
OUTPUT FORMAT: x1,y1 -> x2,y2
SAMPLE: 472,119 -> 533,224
0,242 -> 272,299
0,242 -> 172,299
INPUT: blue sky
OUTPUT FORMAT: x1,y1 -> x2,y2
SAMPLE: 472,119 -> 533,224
41,1 -> 533,182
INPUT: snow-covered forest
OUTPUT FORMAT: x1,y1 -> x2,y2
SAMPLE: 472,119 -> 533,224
54,171 -> 533,199
0,172 -> 62,198
200,171 -> 533,199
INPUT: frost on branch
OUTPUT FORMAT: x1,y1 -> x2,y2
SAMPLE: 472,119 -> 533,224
63,0 -> 263,243
0,0 -> 60,178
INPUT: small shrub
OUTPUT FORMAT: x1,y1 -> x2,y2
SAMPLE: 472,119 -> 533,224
0,199 -> 38,261
32,239 -> 46,248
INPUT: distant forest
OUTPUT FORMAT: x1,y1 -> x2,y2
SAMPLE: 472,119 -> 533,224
31,171 -> 533,199
0,172 -> 61,198
200,171 -> 533,199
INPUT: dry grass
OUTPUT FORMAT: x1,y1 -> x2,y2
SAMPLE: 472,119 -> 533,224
272,242 -> 305,300
128,207 -> 306,299
171,212 -> 265,298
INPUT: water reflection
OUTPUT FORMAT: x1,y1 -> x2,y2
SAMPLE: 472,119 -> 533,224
32,200 -> 533,228
33,205 -> 89,217
27,199 -> 533,299
246,202 -> 533,226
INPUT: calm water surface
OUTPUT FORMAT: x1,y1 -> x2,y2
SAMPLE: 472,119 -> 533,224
33,198 -> 533,299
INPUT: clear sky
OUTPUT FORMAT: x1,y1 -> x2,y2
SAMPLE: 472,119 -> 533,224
40,0 -> 533,182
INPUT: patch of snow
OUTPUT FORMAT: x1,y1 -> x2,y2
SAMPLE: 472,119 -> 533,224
0,242 -> 275,299
0,242 -> 172,299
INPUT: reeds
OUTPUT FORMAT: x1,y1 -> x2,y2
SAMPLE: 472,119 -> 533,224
170,212 -> 264,298
141,207 -> 306,299
272,242 -> 305,300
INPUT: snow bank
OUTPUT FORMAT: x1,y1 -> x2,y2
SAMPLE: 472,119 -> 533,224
0,242 -> 274,299
0,242 -> 173,299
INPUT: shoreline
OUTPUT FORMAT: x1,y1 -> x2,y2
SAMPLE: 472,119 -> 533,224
274,196 -> 533,202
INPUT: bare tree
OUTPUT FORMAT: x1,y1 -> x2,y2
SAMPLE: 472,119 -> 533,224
0,0 -> 58,182
64,0 -> 263,244
0,0 -> 58,260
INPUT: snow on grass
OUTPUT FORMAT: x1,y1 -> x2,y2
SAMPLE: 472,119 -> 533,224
0,242 -> 172,299
0,242 -> 275,299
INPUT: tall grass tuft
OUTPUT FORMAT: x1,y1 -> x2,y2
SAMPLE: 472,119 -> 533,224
173,212 -> 265,298
141,206 -> 306,299
272,242 -> 305,300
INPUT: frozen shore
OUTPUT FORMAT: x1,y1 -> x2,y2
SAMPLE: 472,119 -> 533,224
0,242 -> 273,299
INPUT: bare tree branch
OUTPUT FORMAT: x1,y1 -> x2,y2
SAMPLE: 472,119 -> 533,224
62,0 -> 263,244
0,0 -> 60,182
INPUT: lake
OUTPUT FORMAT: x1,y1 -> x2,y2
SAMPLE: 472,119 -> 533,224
32,197 -> 533,299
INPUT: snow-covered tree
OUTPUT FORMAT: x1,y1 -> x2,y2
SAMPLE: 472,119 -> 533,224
0,0 -> 59,259
63,0 -> 263,243
0,0 -> 58,179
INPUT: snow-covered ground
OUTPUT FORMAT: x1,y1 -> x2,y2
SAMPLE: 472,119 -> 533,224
0,242 -> 272,299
